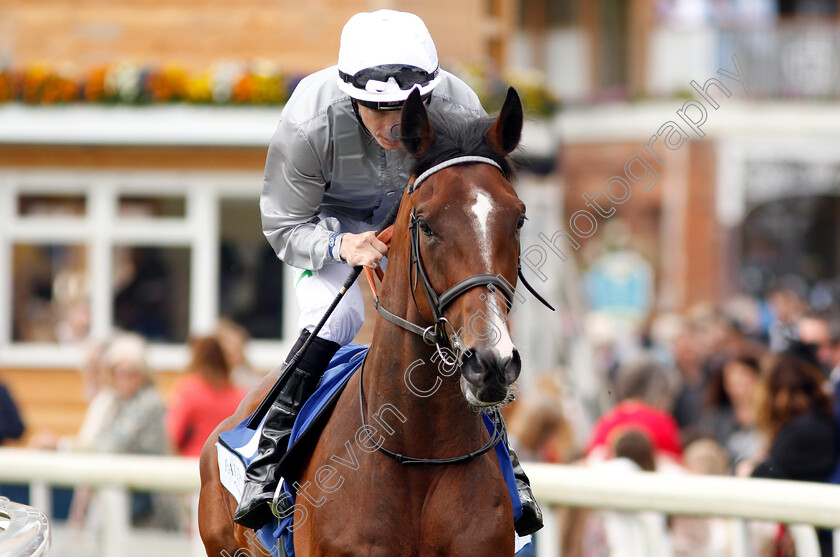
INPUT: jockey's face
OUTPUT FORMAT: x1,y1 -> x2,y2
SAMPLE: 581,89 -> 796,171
358,105 -> 403,150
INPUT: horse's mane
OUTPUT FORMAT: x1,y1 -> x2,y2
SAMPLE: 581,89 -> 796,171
409,107 -> 516,181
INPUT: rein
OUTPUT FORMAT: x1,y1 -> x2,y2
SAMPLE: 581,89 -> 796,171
357,354 -> 506,466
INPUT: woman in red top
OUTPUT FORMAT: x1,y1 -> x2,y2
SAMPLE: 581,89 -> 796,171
167,335 -> 247,457
586,355 -> 683,470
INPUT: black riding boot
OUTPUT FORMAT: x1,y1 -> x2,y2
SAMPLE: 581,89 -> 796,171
510,443 -> 544,536
233,330 -> 340,529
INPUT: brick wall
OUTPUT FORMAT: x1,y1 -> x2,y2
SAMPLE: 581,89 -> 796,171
0,0 -> 503,73
561,140 -> 719,312
682,141 -> 718,309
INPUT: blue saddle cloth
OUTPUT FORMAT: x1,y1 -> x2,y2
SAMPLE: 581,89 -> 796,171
217,343 -> 525,557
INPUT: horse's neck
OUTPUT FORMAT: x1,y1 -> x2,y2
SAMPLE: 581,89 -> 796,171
363,271 -> 484,452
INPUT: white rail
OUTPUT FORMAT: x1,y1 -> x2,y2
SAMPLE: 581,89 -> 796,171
0,449 -> 201,557
1,450 -> 839,557
526,463 -> 840,557
0,449 -> 200,493
526,463 -> 840,528
0,496 -> 51,557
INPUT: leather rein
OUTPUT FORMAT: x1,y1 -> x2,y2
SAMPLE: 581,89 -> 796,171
358,155 -> 553,466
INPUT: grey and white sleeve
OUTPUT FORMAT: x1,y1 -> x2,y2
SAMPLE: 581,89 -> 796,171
260,117 -> 342,271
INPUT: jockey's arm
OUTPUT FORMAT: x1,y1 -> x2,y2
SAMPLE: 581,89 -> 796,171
261,115 -> 345,272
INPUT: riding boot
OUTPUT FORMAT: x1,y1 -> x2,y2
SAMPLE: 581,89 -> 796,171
233,330 -> 340,529
510,443 -> 544,536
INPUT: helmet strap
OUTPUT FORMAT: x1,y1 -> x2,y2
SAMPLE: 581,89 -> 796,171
350,95 -> 433,140
350,99 -> 373,138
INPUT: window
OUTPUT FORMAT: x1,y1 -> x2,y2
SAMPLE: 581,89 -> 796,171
113,245 -> 191,343
218,198 -> 285,340
0,172 -> 297,369
118,195 -> 186,218
17,194 -> 86,217
12,243 -> 88,343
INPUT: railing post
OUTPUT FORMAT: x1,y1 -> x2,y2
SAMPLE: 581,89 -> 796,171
29,482 -> 51,521
788,524 -> 820,557
536,505 -> 559,557
731,519 -> 750,557
99,487 -> 130,557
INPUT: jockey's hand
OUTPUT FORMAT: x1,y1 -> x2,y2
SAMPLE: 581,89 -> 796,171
339,231 -> 388,268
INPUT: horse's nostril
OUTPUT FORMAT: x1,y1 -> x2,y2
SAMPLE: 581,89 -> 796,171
502,349 -> 521,384
460,349 -> 484,386
499,354 -> 512,370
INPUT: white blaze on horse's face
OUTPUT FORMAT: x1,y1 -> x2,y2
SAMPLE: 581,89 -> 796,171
468,186 -> 515,363
470,190 -> 493,266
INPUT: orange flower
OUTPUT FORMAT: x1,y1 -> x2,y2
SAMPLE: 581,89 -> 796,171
0,71 -> 13,102
232,74 -> 253,103
85,67 -> 108,102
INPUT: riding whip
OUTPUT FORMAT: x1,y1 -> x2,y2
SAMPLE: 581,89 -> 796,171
246,198 -> 404,429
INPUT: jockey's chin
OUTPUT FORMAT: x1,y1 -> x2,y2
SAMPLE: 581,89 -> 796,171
374,135 -> 402,150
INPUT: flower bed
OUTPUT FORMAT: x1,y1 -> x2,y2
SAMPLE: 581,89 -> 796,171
0,61 -> 559,116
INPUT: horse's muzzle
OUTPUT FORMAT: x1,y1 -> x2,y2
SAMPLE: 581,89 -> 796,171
459,347 -> 521,406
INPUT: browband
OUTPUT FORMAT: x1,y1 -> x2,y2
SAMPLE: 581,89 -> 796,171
410,156 -> 502,193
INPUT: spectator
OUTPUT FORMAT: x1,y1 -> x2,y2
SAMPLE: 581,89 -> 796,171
670,325 -> 709,431
595,430 -> 670,557
798,310 -> 840,386
798,311 -> 840,484
766,286 -> 806,353
747,352 -> 837,557
747,351 -> 837,480
32,333 -> 177,529
30,337 -> 117,455
507,396 -> 569,463
612,428 -> 656,472
0,379 -> 25,444
671,437 -> 733,557
167,335 -> 246,457
215,318 -> 262,389
587,355 -> 683,471
92,333 -> 177,528
700,349 -> 763,467
93,334 -> 168,455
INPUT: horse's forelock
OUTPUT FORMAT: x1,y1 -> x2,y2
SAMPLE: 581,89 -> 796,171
409,108 -> 515,182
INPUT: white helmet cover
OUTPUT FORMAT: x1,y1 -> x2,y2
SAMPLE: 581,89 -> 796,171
337,10 -> 442,107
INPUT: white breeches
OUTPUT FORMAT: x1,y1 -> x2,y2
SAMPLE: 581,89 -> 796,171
293,262 -> 367,346
292,213 -> 385,346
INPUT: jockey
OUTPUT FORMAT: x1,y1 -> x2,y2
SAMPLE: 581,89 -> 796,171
235,9 -> 543,537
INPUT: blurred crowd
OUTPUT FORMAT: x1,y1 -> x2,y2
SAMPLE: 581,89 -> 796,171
506,283 -> 840,557
0,318 -> 256,532
3,281 -> 840,553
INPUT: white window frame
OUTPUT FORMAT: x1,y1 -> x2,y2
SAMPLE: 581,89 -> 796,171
0,169 -> 299,371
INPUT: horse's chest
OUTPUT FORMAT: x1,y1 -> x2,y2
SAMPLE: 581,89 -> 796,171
305,470 -> 513,556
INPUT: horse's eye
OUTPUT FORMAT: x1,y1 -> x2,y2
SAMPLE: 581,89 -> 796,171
417,218 -> 434,237
516,215 -> 527,231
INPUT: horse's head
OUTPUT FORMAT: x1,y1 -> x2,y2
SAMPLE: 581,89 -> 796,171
398,87 -> 525,407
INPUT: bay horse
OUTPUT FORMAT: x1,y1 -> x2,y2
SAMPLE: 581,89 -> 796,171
199,86 -> 527,556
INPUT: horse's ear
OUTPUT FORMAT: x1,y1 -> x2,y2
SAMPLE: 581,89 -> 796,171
400,88 -> 435,157
487,87 -> 523,156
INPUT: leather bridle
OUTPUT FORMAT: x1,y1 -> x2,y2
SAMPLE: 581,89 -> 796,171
359,155 -> 553,466
372,156 -> 554,365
